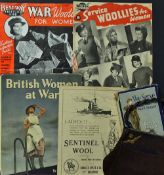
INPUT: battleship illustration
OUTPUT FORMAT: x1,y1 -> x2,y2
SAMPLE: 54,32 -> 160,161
77,98 -> 112,115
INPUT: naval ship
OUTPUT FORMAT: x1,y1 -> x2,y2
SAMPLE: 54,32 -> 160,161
77,98 -> 112,115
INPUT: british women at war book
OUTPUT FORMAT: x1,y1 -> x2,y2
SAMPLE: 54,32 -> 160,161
0,73 -> 82,175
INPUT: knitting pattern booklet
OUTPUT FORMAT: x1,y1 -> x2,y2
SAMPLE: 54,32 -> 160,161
74,2 -> 152,89
0,3 -> 73,74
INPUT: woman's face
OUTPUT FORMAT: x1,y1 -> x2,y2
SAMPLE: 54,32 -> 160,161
135,30 -> 143,42
127,100 -> 133,105
133,61 -> 141,68
80,27 -> 88,38
83,71 -> 90,81
109,32 -> 117,43
28,107 -> 35,114
13,23 -> 23,35
111,69 -> 119,77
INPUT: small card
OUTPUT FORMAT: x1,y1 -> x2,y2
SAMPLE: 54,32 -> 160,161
118,85 -> 164,136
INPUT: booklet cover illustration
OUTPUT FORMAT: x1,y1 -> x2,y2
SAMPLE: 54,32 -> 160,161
1,74 -> 82,175
118,85 -> 164,136
74,2 -> 152,89
0,3 -> 73,74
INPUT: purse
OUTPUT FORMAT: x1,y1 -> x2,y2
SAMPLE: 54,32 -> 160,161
103,98 -> 164,175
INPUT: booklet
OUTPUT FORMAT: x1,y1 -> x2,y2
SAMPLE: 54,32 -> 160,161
57,86 -> 124,175
118,85 -> 164,136
74,2 -> 153,89
0,73 -> 82,175
0,2 -> 73,74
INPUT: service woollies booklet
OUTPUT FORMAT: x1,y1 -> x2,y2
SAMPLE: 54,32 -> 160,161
0,74 -> 82,175
57,86 -> 124,175
74,2 -> 153,89
0,2 -> 73,74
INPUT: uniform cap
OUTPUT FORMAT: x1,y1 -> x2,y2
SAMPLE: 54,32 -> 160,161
8,17 -> 26,27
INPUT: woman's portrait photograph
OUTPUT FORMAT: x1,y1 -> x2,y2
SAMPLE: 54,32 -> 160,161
5,16 -> 28,40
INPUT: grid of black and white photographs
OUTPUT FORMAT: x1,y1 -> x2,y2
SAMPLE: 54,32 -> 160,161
74,2 -> 152,90
99,21 -> 152,88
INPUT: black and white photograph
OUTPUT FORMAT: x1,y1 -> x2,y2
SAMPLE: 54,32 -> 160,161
126,21 -> 152,54
4,16 -> 29,40
77,65 -> 101,87
123,51 -> 152,88
98,61 -> 128,88
73,20 -> 102,69
98,25 -> 130,63
14,26 -> 73,74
